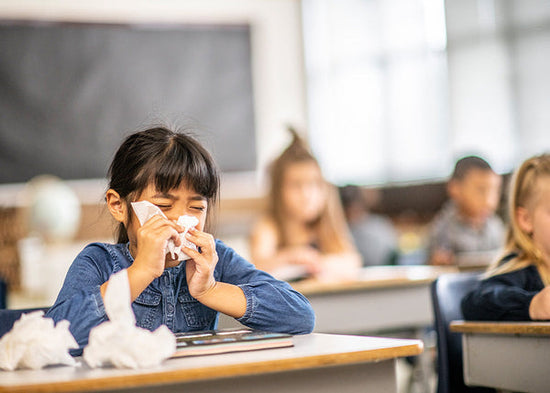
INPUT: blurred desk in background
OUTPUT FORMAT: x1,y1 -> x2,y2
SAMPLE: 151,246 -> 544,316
293,265 -> 457,334
451,321 -> 550,393
220,265 -> 457,334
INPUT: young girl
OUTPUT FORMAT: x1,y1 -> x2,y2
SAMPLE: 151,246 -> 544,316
46,127 -> 315,351
462,154 -> 550,321
249,127 -> 361,282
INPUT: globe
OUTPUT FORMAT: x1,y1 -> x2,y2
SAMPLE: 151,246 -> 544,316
25,175 -> 81,242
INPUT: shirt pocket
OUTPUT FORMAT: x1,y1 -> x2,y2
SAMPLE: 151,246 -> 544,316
132,288 -> 162,331
177,290 -> 216,329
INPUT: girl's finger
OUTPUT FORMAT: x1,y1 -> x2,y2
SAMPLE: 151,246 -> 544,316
183,243 -> 218,270
157,226 -> 180,244
143,215 -> 183,232
140,214 -> 164,228
182,244 -> 201,259
185,228 -> 214,249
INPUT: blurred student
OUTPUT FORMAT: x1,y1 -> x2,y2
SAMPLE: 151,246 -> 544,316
339,185 -> 399,266
250,127 -> 361,282
427,155 -> 504,266
462,154 -> 550,321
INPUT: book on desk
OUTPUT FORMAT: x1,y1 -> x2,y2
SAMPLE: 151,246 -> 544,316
172,328 -> 294,358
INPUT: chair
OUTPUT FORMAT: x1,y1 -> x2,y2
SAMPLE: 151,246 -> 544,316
0,307 -> 50,338
0,278 -> 6,309
431,272 -> 495,393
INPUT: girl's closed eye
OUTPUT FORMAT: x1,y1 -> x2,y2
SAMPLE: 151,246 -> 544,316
153,203 -> 173,212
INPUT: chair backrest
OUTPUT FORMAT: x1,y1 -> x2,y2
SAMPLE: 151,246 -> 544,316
0,278 -> 6,309
431,272 -> 494,393
0,307 -> 50,338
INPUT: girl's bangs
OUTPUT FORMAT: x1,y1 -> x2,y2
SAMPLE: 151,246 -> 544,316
150,144 -> 218,200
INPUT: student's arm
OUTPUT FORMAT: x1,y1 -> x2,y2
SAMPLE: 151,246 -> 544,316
461,271 -> 539,321
182,227 -> 247,318
318,252 -> 362,281
429,249 -> 455,265
249,218 -> 320,276
202,239 -> 315,334
528,286 -> 550,320
45,244 -> 113,351
249,218 -> 287,272
426,217 -> 455,265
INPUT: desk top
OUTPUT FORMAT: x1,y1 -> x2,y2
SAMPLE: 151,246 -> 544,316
293,265 -> 457,295
450,320 -> 550,335
0,333 -> 423,393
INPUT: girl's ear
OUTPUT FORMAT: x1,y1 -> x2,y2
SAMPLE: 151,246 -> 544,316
105,189 -> 126,223
516,206 -> 533,235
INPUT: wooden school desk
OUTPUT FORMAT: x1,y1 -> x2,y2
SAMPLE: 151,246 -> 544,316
0,333 -> 422,393
450,321 -> 550,393
292,265 -> 457,334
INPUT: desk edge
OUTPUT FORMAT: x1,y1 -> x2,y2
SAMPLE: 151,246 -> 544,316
450,320 -> 550,335
0,340 -> 423,393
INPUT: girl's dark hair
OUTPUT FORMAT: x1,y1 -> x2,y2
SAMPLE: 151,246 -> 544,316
108,126 -> 220,243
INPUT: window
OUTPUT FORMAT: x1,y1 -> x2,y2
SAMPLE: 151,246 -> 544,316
302,0 -> 550,185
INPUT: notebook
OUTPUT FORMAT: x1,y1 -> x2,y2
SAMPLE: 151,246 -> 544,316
171,328 -> 294,358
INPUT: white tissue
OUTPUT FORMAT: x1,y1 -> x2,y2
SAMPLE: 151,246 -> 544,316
131,200 -> 199,261
0,311 -> 78,371
83,269 -> 176,368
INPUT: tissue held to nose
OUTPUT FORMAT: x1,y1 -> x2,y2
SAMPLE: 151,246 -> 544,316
0,311 -> 78,371
131,200 -> 199,260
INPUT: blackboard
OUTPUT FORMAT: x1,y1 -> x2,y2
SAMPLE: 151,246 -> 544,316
0,21 -> 256,184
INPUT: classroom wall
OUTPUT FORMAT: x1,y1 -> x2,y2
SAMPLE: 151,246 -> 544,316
0,0 -> 309,296
0,0 -> 309,203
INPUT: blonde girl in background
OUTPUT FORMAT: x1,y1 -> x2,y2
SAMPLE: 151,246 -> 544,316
462,153 -> 550,320
250,127 -> 361,282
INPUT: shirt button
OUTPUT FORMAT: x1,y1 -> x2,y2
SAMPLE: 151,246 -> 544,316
167,304 -> 174,313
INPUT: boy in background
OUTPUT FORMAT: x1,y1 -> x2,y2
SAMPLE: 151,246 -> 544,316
427,156 -> 504,266
339,185 -> 399,267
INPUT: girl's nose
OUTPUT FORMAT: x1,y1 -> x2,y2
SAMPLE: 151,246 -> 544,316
165,211 -> 185,222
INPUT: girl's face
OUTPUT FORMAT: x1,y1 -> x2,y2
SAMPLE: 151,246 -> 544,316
127,182 -> 208,263
518,176 -> 550,263
281,161 -> 327,224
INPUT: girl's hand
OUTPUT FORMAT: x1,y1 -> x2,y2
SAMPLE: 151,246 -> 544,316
182,227 -> 219,300
286,246 -> 322,274
133,215 -> 183,279
430,249 -> 455,266
530,286 -> 550,320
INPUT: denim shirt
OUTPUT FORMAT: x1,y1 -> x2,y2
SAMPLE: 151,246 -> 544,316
46,240 -> 315,352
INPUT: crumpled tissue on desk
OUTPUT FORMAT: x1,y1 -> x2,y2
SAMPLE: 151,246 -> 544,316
83,269 -> 176,369
0,311 -> 78,371
131,200 -> 199,261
